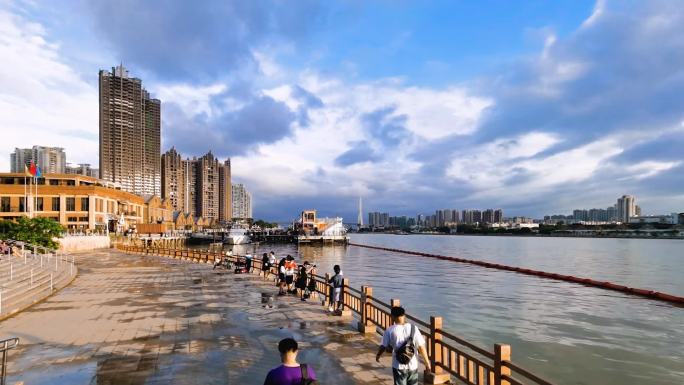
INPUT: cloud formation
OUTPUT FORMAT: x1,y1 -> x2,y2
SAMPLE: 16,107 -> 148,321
2,0 -> 684,221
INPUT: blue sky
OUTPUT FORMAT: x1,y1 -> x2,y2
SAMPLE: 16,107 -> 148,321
1,0 -> 683,221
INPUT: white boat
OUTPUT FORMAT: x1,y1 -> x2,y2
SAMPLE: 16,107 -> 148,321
226,227 -> 251,245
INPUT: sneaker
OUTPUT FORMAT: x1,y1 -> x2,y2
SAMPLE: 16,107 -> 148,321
301,298 -> 306,301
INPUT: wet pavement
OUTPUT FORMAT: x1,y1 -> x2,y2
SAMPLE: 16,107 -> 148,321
0,249 -> 402,385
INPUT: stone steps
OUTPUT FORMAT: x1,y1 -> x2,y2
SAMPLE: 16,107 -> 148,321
0,253 -> 77,319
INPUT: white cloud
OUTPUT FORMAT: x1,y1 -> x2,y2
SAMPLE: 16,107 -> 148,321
300,74 -> 492,140
155,83 -> 226,117
0,6 -> 98,170
623,160 -> 682,180
447,134 -> 623,198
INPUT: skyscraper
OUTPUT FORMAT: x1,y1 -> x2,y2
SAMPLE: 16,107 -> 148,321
65,163 -> 99,178
617,195 -> 636,223
10,146 -> 66,173
218,159 -> 232,222
357,197 -> 363,227
232,184 -> 252,219
161,147 -> 185,212
99,64 -> 160,196
162,149 -> 232,222
493,209 -> 503,223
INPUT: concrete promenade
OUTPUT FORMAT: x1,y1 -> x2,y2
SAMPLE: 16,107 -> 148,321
0,249 -> 399,385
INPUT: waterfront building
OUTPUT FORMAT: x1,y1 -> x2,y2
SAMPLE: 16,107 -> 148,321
368,211 -> 390,228
461,210 -> 474,224
607,205 -> 617,222
472,210 -> 482,224
493,209 -> 503,223
628,215 -> 677,225
617,195 -> 637,223
218,159 -> 232,222
99,64 -> 161,197
572,209 -> 588,222
162,149 -> 232,223
143,195 -> 174,226
161,147 -> 185,213
0,173 -> 143,231
65,163 -> 99,178
10,146 -> 66,174
232,183 -> 252,220
416,214 -> 426,227
436,210 -> 445,226
181,159 -> 197,216
482,209 -> 494,224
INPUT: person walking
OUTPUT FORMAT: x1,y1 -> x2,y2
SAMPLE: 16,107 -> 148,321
284,255 -> 297,293
268,251 -> 277,273
327,265 -> 344,314
375,306 -> 431,385
261,253 -> 271,279
305,262 -> 317,300
295,264 -> 309,301
278,257 -> 287,296
263,338 -> 317,385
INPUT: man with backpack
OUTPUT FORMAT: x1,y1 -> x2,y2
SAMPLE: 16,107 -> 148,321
375,306 -> 431,385
263,337 -> 317,385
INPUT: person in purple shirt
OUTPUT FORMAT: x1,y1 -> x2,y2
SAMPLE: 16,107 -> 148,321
263,338 -> 317,385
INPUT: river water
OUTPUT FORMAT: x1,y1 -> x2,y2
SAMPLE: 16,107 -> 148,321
213,234 -> 684,385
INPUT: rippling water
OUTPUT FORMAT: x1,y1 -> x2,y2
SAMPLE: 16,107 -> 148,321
208,234 -> 684,385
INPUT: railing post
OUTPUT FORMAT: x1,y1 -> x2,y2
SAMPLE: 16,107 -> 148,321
494,344 -> 511,385
50,273 -> 53,291
324,273 -> 331,308
425,316 -> 449,384
358,286 -> 374,334
340,278 -> 352,316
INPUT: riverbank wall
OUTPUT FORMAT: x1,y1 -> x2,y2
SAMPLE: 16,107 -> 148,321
58,235 -> 111,252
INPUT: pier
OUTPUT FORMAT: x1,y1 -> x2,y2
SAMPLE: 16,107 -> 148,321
115,244 -> 556,385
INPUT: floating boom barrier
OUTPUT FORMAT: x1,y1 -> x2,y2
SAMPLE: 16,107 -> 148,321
349,242 -> 684,305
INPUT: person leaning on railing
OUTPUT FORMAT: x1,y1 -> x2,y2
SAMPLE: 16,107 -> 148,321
376,306 -> 431,385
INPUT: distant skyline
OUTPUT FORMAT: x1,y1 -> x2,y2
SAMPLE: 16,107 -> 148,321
1,0 -> 683,221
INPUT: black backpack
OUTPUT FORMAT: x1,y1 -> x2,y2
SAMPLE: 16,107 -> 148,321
300,364 -> 318,385
395,324 -> 416,365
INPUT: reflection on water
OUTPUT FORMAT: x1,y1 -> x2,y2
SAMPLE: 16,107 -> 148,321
189,235 -> 684,385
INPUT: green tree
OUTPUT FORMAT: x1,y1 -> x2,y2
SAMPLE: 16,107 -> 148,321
0,217 -> 64,249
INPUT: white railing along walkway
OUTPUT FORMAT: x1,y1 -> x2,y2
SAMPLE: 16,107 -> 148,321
0,243 -> 77,319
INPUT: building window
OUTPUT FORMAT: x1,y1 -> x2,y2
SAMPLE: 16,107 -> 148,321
52,197 -> 60,211
49,179 -> 59,186
0,197 -> 9,212
36,197 -> 44,211
19,197 -> 25,212
81,197 -> 89,211
66,197 -> 75,211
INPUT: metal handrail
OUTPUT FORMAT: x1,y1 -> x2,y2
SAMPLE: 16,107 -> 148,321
0,337 -> 19,385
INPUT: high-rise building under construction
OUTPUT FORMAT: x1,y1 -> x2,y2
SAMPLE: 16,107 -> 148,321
99,64 -> 161,197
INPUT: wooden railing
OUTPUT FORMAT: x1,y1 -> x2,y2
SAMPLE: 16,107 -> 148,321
115,244 -> 556,385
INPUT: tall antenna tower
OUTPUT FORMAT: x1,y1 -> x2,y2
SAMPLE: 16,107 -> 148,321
357,196 -> 363,227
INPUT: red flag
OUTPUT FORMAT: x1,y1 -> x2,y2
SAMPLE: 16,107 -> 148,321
29,161 -> 37,176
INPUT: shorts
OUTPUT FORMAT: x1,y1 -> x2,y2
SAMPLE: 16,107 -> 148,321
278,273 -> 286,282
333,287 -> 341,302
392,368 -> 419,385
286,275 -> 294,285
262,264 -> 270,272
